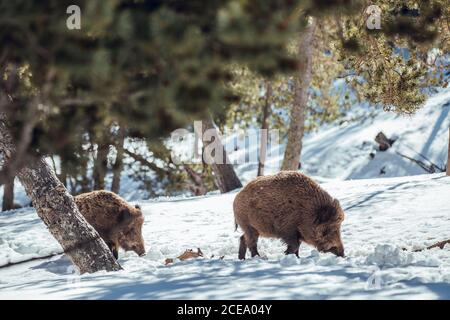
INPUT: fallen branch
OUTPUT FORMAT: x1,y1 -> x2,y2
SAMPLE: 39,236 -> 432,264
427,239 -> 450,250
395,151 -> 437,173
403,239 -> 450,252
402,144 -> 446,172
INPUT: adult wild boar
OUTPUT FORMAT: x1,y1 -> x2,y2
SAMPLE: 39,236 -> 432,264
233,171 -> 345,259
74,190 -> 146,259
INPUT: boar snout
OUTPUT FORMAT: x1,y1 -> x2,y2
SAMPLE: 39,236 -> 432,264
326,246 -> 345,257
133,244 -> 146,257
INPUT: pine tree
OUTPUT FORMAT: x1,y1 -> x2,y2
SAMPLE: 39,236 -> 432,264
282,18 -> 317,171
111,125 -> 126,194
3,0 -> 335,272
257,82 -> 273,176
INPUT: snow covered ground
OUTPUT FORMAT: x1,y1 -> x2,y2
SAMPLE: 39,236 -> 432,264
0,173 -> 449,299
1,87 -> 449,300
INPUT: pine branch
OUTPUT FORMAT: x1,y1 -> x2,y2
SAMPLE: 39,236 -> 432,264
123,149 -> 168,176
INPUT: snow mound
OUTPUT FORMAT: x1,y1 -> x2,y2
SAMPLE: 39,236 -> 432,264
365,244 -> 414,268
279,254 -> 301,267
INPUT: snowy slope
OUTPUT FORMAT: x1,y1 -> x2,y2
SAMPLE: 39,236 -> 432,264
302,89 -> 450,180
1,173 -> 449,299
233,88 -> 450,183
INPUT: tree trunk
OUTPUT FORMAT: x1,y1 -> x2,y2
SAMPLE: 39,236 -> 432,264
281,18 -> 316,171
184,164 -> 207,196
447,127 -> 450,176
2,174 -> 14,211
197,116 -> 242,193
257,82 -> 272,176
93,139 -> 109,190
59,158 -> 68,188
375,131 -> 396,151
0,115 -> 121,273
79,158 -> 91,193
111,126 -> 126,194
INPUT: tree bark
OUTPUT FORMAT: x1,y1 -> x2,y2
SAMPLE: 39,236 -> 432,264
93,138 -> 109,190
2,174 -> 14,211
375,131 -> 396,151
79,159 -> 91,193
447,127 -> 450,176
59,158 -> 68,188
257,82 -> 272,176
111,126 -> 126,194
184,164 -> 207,196
0,115 -> 121,273
281,18 -> 316,171
197,116 -> 242,193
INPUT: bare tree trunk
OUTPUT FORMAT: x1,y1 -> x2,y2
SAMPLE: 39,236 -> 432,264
79,158 -> 91,193
257,82 -> 272,176
197,116 -> 242,193
447,127 -> 450,176
0,115 -> 121,273
93,139 -> 109,190
2,175 -> 14,211
184,164 -> 207,196
281,18 -> 316,171
59,158 -> 68,188
111,126 -> 125,194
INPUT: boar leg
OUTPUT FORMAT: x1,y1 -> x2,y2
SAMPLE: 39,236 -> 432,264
238,235 -> 247,260
239,226 -> 260,259
249,245 -> 260,258
246,229 -> 260,258
283,233 -> 301,258
239,233 -> 261,259
112,246 -> 119,260
106,241 -> 119,259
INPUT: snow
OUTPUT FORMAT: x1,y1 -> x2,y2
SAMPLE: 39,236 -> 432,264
1,87 -> 450,300
0,173 -> 449,299
232,88 -> 450,183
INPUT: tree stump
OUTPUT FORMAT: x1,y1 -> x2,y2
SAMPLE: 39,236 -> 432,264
375,131 -> 396,151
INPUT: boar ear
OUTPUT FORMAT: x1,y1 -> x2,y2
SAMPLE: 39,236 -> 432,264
135,204 -> 141,210
332,199 -> 345,222
118,208 -> 132,223
314,204 -> 337,225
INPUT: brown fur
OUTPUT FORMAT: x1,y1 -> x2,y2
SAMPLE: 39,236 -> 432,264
233,171 -> 345,259
74,190 -> 146,259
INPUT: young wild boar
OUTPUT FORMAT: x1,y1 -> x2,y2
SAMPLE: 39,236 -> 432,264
74,190 -> 146,259
233,171 -> 345,260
